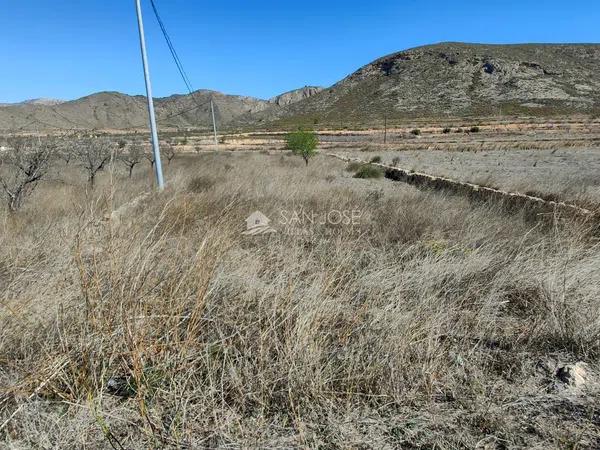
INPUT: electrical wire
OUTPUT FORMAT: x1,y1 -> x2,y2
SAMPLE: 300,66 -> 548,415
150,0 -> 194,93
149,0 -> 210,110
9,1 -> 215,134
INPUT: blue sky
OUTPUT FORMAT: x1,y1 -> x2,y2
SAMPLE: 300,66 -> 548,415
2,0 -> 599,103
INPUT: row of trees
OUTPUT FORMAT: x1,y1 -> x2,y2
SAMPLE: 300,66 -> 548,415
0,136 -> 177,212
0,129 -> 317,212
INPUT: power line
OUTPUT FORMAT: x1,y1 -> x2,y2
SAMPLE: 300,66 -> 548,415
158,98 -> 212,122
10,0 -> 215,137
122,97 -> 214,130
148,0 -> 219,140
149,0 -> 195,95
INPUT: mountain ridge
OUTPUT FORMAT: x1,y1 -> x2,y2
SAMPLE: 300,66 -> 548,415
0,86 -> 323,131
2,42 -> 599,131
251,42 -> 600,125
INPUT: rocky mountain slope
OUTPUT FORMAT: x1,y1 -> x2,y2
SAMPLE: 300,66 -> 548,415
20,98 -> 65,106
269,86 -> 324,107
249,43 -> 600,125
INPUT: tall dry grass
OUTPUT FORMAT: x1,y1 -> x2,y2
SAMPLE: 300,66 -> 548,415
1,151 -> 599,448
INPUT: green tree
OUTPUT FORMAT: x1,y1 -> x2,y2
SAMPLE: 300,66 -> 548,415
285,129 -> 318,166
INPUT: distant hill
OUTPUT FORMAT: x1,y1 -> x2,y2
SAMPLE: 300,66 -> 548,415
0,86 -> 323,132
2,43 -> 599,131
0,90 -> 272,131
246,43 -> 600,126
0,98 -> 64,107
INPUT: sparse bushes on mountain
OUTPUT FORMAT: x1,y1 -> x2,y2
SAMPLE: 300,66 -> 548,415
285,129 -> 318,165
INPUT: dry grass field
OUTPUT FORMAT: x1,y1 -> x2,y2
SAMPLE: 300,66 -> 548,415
348,147 -> 600,204
1,145 -> 600,448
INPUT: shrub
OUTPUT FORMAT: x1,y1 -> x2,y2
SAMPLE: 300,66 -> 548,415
285,129 -> 318,165
360,145 -> 377,152
353,164 -> 384,179
411,129 -> 421,136
345,161 -> 363,172
188,176 -> 216,193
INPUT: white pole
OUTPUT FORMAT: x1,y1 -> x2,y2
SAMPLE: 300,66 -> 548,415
135,0 -> 165,189
210,99 -> 218,148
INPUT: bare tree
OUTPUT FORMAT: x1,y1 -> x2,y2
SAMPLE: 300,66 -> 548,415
120,142 -> 142,177
0,137 -> 55,211
144,148 -> 156,169
75,137 -> 113,188
163,143 -> 177,165
56,141 -> 74,165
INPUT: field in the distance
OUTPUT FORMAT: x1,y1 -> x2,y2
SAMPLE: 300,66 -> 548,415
1,143 -> 600,448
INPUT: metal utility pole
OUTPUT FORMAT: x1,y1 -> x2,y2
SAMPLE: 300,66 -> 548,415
384,115 -> 388,144
135,0 -> 165,190
210,99 -> 218,148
